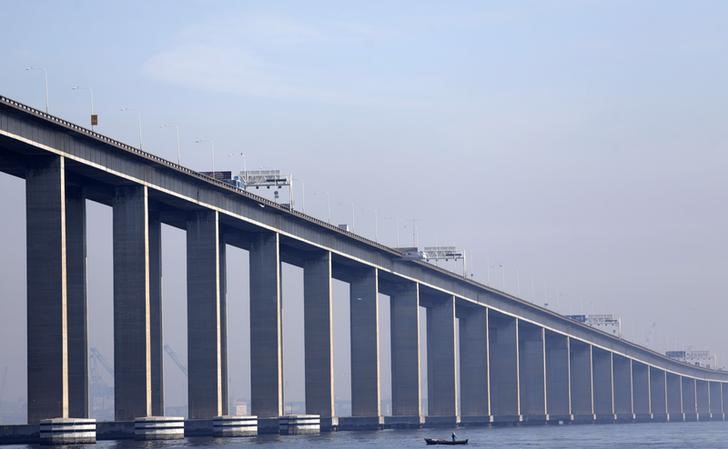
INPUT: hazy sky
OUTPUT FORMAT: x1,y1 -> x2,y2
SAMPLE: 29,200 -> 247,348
1,0 -> 727,422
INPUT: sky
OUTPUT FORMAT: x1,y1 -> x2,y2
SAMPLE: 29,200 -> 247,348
0,0 -> 727,422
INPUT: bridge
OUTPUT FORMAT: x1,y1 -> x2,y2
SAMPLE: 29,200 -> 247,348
0,95 -> 726,442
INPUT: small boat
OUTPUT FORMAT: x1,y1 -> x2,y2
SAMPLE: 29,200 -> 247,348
424,438 -> 469,445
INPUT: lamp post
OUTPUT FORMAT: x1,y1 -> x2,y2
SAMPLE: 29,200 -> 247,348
25,66 -> 49,113
195,139 -> 216,176
120,107 -> 143,149
71,85 -> 96,129
227,152 -> 246,176
292,177 -> 305,212
161,124 -> 182,164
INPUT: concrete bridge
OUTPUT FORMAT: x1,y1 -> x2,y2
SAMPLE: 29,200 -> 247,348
0,95 -> 726,440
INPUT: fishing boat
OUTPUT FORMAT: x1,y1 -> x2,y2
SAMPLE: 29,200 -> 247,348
424,438 -> 469,445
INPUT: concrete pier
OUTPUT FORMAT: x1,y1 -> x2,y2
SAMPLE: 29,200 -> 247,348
303,250 -> 335,425
423,292 -> 457,425
569,339 -> 593,421
66,185 -> 88,419
649,368 -> 667,421
458,305 -> 490,422
488,312 -> 519,422
518,322 -> 546,422
389,282 -> 421,419
591,348 -> 614,421
350,267 -> 381,419
250,232 -> 282,418
696,380 -> 710,419
709,382 -> 723,420
612,355 -> 633,420
632,362 -> 650,420
219,240 -> 229,415
112,185 -> 152,420
545,331 -> 570,420
187,210 -> 224,418
666,373 -> 683,421
26,155 -> 69,423
682,377 -> 698,421
148,212 -> 163,416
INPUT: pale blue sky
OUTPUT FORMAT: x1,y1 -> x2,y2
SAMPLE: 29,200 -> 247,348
1,1 -> 727,420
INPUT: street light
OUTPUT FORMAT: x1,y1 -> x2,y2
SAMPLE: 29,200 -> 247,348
227,152 -> 246,176
120,107 -> 143,149
71,85 -> 97,129
195,139 -> 216,176
161,124 -> 181,164
25,66 -> 49,113
292,177 -> 305,212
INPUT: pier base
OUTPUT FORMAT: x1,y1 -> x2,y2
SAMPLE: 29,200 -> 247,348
522,414 -> 548,424
384,415 -> 424,428
213,416 -> 258,437
39,418 -> 96,445
424,416 -> 458,427
338,416 -> 383,430
459,415 -> 492,426
134,416 -> 184,440
491,414 -> 522,425
279,415 -> 320,435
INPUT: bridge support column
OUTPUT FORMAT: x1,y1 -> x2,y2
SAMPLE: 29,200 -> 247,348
424,294 -> 457,425
388,282 -> 421,425
458,306 -> 489,424
219,241 -> 228,415
148,212 -> 164,416
709,382 -> 722,420
697,380 -> 710,420
569,339 -> 593,422
723,383 -> 728,421
545,331 -> 570,422
250,232 -> 282,419
612,356 -> 633,421
682,377 -> 697,421
632,362 -> 650,420
66,186 -> 88,419
666,373 -> 683,421
592,348 -> 614,422
303,251 -> 335,428
113,185 -> 152,420
350,267 -> 381,421
488,311 -> 519,423
186,210 -> 224,418
26,155 -> 69,423
518,322 -> 546,423
649,367 -> 667,421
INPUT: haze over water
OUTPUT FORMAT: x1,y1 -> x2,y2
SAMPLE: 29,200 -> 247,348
8,422 -> 728,449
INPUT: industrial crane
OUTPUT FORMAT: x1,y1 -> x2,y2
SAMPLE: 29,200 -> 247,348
164,345 -> 188,377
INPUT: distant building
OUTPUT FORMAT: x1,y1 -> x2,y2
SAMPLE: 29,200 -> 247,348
665,350 -> 718,369
566,314 -> 622,338
234,402 -> 249,416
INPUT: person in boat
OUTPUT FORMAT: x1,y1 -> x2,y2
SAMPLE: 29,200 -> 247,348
451,432 -> 456,442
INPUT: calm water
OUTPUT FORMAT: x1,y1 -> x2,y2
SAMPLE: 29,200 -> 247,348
12,422 -> 728,449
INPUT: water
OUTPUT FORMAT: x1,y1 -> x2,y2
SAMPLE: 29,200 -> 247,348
10,422 -> 728,449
